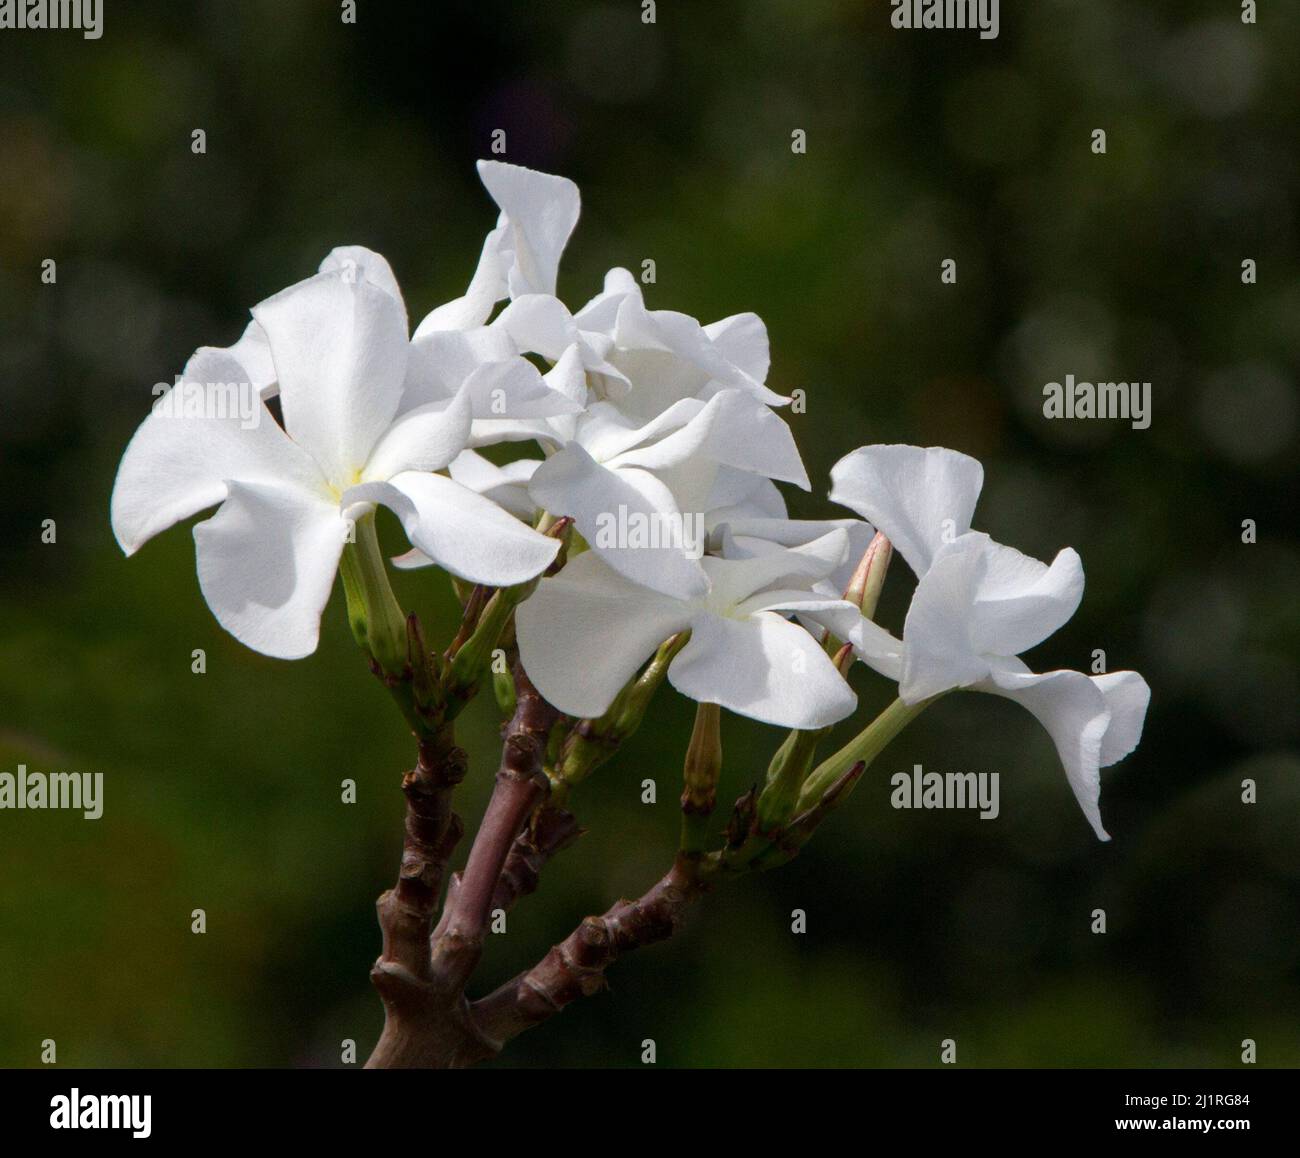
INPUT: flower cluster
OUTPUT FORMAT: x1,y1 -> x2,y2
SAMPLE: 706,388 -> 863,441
112,161 -> 1149,838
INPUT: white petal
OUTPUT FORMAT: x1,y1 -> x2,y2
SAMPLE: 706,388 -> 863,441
714,517 -> 874,595
793,602 -> 906,683
703,312 -> 770,384
737,591 -> 864,618
111,347 -> 325,555
414,223 -> 509,335
477,160 -> 580,298
345,472 -> 558,587
667,612 -> 857,729
317,246 -> 407,328
847,616 -> 906,681
603,346 -> 710,421
462,357 -> 585,420
969,542 -> 1084,658
613,294 -> 783,405
528,443 -> 710,599
403,324 -> 580,424
493,293 -> 577,361
515,552 -> 691,718
222,320 -> 278,399
496,296 -> 628,399
252,270 -> 409,483
715,517 -> 866,555
389,549 -> 433,571
704,529 -> 849,611
193,480 -> 347,660
979,660 -> 1115,840
1094,670 -> 1151,766
898,533 -> 993,702
467,415 -> 561,450
573,267 -> 637,334
830,445 -> 984,577
542,343 -> 592,407
362,388 -> 472,480
447,449 -> 540,520
572,396 -> 702,463
610,389 -> 809,489
703,466 -> 788,527
403,325 -> 517,406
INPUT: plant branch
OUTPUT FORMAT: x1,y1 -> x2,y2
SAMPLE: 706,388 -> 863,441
372,731 -> 465,978
471,853 -> 711,1048
428,661 -> 560,991
491,803 -> 584,915
366,730 -> 493,1069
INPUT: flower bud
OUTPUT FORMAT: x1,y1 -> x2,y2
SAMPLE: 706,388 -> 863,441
555,632 -> 688,786
339,509 -> 411,680
845,531 -> 892,620
680,702 -> 722,854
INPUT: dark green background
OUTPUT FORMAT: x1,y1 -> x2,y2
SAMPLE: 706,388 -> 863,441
1,0 -> 1296,1067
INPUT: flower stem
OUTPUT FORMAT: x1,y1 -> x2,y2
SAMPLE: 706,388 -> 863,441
552,631 -> 689,797
679,702 -> 721,854
339,509 -> 409,679
796,695 -> 933,812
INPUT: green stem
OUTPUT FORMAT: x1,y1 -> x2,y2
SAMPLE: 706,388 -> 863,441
796,696 -> 933,812
755,727 -> 821,833
340,509 -> 409,679
552,631 -> 689,794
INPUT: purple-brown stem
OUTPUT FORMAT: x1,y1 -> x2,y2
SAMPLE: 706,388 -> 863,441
366,730 -> 496,1068
428,663 -> 559,990
471,854 -> 710,1047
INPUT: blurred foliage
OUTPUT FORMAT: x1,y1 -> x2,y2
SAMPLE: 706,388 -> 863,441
0,0 -> 1297,1067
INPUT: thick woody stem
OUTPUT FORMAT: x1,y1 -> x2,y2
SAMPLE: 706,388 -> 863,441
492,804 -> 584,915
429,804 -> 582,945
428,662 -> 560,991
366,663 -> 571,1068
373,732 -> 465,978
471,854 -> 710,1047
367,731 -> 495,1069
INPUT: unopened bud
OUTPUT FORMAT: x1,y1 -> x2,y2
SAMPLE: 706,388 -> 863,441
680,702 -> 722,853
845,532 -> 892,620
445,518 -> 573,718
755,727 -> 820,834
339,509 -> 410,680
557,631 -> 688,785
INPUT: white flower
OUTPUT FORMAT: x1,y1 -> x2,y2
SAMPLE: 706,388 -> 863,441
827,444 -> 1150,839
496,266 -> 785,422
386,162 -> 809,599
446,448 -> 540,522
396,161 -> 589,430
394,383 -> 807,596
525,389 -> 809,597
216,245 -> 412,403
709,514 -> 877,596
390,449 -> 542,572
215,167 -> 587,427
702,465 -> 789,529
111,260 -> 559,660
515,530 -> 859,730
401,325 -> 585,434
